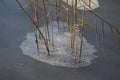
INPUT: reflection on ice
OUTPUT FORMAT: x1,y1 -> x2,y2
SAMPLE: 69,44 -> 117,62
63,0 -> 99,10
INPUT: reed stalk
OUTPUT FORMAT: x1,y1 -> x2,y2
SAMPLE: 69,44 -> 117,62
101,21 -> 104,49
72,0 -> 77,60
42,0 -> 50,43
34,0 -> 39,53
94,14 -> 99,46
79,6 -> 85,60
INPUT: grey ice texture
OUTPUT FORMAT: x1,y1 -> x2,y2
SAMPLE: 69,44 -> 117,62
20,21 -> 98,68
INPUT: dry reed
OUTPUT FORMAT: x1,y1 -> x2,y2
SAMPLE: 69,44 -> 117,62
16,0 -> 120,61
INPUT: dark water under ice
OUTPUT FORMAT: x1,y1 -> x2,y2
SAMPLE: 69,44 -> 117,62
0,0 -> 120,80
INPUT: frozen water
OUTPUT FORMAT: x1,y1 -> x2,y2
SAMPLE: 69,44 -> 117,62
20,21 -> 98,68
63,0 -> 99,10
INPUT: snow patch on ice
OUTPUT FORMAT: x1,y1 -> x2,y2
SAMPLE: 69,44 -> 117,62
63,0 -> 99,10
20,21 -> 98,68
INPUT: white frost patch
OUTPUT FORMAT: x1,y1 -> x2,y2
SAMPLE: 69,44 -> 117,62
63,0 -> 99,10
20,21 -> 97,68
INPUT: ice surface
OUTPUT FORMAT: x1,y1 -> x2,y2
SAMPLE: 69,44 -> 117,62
20,21 -> 98,68
62,0 -> 99,10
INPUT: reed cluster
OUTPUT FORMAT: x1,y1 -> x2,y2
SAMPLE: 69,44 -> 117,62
16,0 -> 120,61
